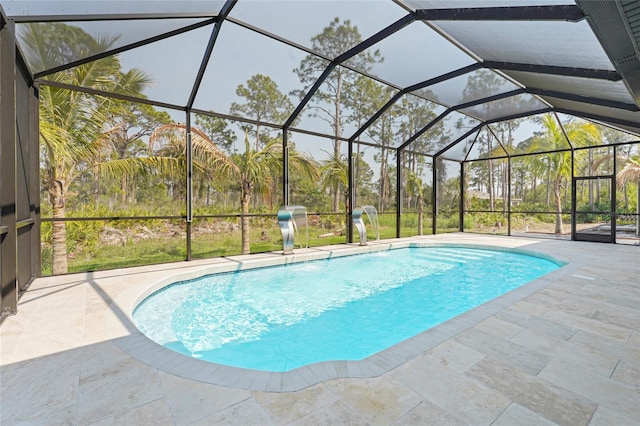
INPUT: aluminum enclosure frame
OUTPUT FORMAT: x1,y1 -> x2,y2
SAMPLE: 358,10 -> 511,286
1,0 -> 640,287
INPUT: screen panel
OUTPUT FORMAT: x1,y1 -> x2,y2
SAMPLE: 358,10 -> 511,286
414,69 -> 520,108
432,19 -> 615,71
194,21 -> 313,124
229,0 -> 407,59
345,21 -> 475,88
504,70 -> 636,105
17,18 -> 211,74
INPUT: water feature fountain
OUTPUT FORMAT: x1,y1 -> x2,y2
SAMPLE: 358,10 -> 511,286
352,205 -> 380,245
277,205 -> 308,254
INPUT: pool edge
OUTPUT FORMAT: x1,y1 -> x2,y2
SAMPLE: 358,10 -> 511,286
115,241 -> 572,393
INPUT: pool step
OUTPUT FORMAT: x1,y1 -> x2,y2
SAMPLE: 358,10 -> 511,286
416,248 -> 497,264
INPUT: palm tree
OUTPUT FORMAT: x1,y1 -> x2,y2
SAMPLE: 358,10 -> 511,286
26,23 -> 152,274
406,171 -> 427,235
317,153 -> 352,236
527,115 -> 600,234
150,124 -> 318,254
617,157 -> 640,236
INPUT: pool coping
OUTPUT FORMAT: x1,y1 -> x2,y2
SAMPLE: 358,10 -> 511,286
113,241 -> 574,392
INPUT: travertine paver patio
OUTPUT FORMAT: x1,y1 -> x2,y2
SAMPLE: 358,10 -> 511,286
1,234 -> 639,425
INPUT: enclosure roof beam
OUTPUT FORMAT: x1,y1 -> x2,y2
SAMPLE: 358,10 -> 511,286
397,89 -> 534,153
405,63 -> 483,93
483,60 -> 621,81
415,5 -> 584,22
283,65 -> 336,130
433,123 -> 484,159
186,0 -> 236,109
349,92 -> 405,142
227,16 -> 331,62
577,0 -> 640,109
15,44 -> 33,87
284,13 -> 415,129
10,12 -> 221,23
334,14 -> 415,64
289,126 -> 354,143
461,127 -> 483,162
191,108 -> 285,130
485,124 -> 511,159
451,89 -> 526,111
34,18 -> 217,80
554,108 -> 640,135
191,106 -> 355,143
228,16 -> 406,94
397,109 -> 452,151
553,111 -> 575,150
350,63 -> 483,143
527,88 -> 639,111
436,107 -> 552,159
484,108 -> 553,126
36,79 -> 187,112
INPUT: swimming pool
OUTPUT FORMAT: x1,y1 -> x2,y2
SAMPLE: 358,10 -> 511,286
133,246 -> 561,372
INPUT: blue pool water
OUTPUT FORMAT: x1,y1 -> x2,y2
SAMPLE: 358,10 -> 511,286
133,247 -> 559,372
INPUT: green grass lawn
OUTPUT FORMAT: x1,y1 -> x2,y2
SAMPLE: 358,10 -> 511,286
42,218 -> 432,275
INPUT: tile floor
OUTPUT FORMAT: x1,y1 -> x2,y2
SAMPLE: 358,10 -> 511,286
1,234 -> 639,425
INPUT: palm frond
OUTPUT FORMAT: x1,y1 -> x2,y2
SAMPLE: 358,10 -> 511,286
96,156 -> 182,180
617,159 -> 640,187
150,123 -> 240,181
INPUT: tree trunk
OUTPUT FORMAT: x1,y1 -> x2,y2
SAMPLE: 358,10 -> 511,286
502,163 -> 507,215
121,176 -> 127,204
545,162 -> 551,206
93,172 -> 100,207
332,72 -> 343,214
488,160 -> 495,211
554,181 -> 564,234
333,183 -> 340,213
50,183 -> 68,274
379,148 -> 387,213
241,179 -> 252,255
255,123 -> 261,151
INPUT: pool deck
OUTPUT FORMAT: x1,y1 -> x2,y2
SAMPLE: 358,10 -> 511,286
1,234 -> 639,425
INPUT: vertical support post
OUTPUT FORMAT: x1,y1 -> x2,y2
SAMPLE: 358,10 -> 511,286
29,83 -> 41,277
571,182 -> 577,239
347,139 -> 354,243
185,112 -> 193,261
396,150 -> 402,238
570,147 -> 576,240
0,18 -> 18,318
558,111 -> 576,241
282,128 -> 289,206
612,145 -> 617,243
432,156 -> 438,235
507,156 -> 512,236
459,161 -> 464,232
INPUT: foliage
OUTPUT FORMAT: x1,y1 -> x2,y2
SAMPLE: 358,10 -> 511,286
293,18 -> 382,211
527,115 -> 600,233
230,74 -> 295,150
195,114 -> 237,154
29,21 -> 640,275
152,113 -> 318,255
29,22 -> 154,274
